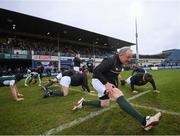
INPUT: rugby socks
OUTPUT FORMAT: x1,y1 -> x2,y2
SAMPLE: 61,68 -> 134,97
116,96 -> 146,126
33,79 -> 37,84
28,78 -> 33,84
45,80 -> 53,88
82,100 -> 101,107
52,90 -> 64,96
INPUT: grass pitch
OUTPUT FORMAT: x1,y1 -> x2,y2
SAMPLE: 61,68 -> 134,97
0,69 -> 180,135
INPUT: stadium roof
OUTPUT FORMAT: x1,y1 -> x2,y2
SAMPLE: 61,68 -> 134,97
0,8 -> 135,49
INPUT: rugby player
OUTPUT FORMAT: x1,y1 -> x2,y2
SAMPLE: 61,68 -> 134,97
0,71 -> 24,101
132,65 -> 147,75
72,47 -> 161,131
44,69 -> 76,88
124,73 -> 159,94
43,69 -> 90,98
24,71 -> 41,87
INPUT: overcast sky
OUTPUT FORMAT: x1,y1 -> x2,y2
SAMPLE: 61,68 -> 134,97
1,0 -> 180,54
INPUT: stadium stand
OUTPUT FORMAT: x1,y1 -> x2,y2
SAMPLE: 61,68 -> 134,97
162,49 -> 180,66
0,8 -> 134,74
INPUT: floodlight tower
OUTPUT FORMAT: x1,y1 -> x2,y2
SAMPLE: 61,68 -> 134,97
135,15 -> 139,65
131,1 -> 142,65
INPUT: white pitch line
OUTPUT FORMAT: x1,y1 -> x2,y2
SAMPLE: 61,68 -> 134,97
42,90 -> 151,135
127,90 -> 151,101
131,103 -> 180,116
43,107 -> 111,136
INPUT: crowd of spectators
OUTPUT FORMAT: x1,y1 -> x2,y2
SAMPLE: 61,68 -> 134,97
0,37 -> 113,58
0,66 -> 27,76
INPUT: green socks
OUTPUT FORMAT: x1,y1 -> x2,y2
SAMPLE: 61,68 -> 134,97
52,90 -> 64,96
116,96 -> 146,126
82,100 -> 101,107
45,80 -> 53,88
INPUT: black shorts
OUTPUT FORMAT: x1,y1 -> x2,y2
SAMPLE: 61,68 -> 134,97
99,91 -> 109,100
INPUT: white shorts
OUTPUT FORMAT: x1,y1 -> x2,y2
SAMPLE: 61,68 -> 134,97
92,78 -> 106,98
59,76 -> 71,88
3,80 -> 15,86
73,66 -> 80,72
126,76 -> 132,84
56,73 -> 62,80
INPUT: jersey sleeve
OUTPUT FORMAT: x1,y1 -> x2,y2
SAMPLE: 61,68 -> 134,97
93,58 -> 113,84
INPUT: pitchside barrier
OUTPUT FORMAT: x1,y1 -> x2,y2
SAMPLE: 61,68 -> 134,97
144,65 -> 180,70
41,66 -> 180,77
2,66 -> 179,78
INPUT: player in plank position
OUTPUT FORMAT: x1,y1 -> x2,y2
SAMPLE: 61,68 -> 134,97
24,71 -> 41,87
123,72 -> 160,94
43,69 -> 90,98
0,71 -> 24,101
44,70 -> 76,88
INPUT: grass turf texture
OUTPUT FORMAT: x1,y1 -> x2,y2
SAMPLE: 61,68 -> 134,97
0,69 -> 180,134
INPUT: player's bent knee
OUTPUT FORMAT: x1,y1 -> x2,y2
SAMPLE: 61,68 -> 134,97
63,92 -> 68,96
112,88 -> 124,97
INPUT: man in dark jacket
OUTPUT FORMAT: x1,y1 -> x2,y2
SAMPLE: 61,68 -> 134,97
73,53 -> 82,72
86,58 -> 94,73
72,47 -> 161,131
